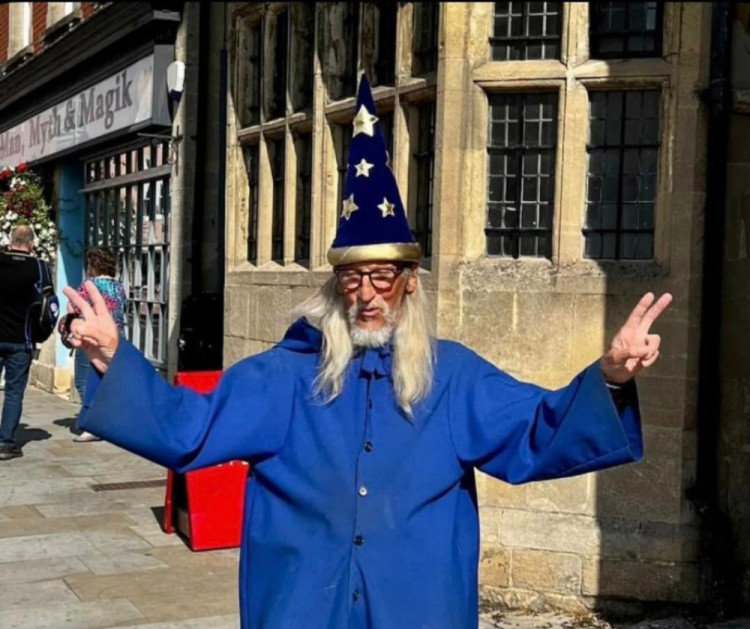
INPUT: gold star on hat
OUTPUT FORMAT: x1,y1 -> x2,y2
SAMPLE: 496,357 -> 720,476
354,158 -> 374,178
377,197 -> 396,218
341,193 -> 359,220
352,105 -> 379,137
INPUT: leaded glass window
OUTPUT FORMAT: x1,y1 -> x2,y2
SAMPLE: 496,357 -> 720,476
486,93 -> 558,258
584,90 -> 660,260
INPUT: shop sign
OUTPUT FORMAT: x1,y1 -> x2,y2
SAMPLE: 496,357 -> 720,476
0,55 -> 158,167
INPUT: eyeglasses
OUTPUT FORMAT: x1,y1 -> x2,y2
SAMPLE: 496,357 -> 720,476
335,266 -> 407,292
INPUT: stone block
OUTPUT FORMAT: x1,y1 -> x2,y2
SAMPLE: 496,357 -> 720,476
256,286 -> 292,343
478,545 -> 509,588
511,549 -> 582,596
595,425 -> 684,524
494,508 -> 601,556
225,286 -> 250,338
477,472 -> 527,509
511,292 -> 575,375
582,557 -> 700,603
479,585 -> 589,616
525,474 -> 593,516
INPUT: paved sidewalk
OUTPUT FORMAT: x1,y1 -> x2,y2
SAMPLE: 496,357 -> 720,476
1,386 -> 746,629
0,386 -> 240,628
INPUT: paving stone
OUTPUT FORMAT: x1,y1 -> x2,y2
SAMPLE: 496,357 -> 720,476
117,616 -> 240,629
0,532 -> 98,562
0,556 -> 89,585
128,585 -> 240,623
0,578 -> 79,609
0,599 -> 144,629
77,550 -> 169,575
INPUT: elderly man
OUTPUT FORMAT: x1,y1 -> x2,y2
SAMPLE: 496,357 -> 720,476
64,77 -> 671,629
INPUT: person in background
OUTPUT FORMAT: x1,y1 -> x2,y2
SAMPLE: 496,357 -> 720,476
0,226 -> 53,460
71,247 -> 126,442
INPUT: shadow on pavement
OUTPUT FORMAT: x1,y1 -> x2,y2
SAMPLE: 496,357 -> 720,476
53,416 -> 80,435
15,422 -> 52,447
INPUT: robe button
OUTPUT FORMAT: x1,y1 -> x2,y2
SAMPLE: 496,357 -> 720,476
354,535 -> 364,546
353,589 -> 360,601
358,485 -> 368,497
364,441 -> 373,453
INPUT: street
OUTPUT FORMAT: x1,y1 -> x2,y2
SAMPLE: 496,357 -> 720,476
0,386 -> 742,629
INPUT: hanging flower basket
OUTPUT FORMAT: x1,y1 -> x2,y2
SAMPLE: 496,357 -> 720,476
0,163 -> 57,264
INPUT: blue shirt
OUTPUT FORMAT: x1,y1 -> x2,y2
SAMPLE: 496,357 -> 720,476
80,318 -> 643,629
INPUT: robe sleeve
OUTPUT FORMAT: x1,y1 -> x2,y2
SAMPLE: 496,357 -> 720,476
77,338 -> 295,473
447,347 -> 643,484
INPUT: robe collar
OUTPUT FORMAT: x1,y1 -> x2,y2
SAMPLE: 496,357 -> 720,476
358,344 -> 393,379
279,317 -> 393,378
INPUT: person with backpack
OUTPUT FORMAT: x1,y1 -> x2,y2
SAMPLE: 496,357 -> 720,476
0,225 -> 57,460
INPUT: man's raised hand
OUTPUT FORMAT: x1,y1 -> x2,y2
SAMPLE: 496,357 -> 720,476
62,281 -> 120,374
600,292 -> 673,384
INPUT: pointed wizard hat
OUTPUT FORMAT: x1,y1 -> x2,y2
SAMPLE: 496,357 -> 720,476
326,75 -> 422,266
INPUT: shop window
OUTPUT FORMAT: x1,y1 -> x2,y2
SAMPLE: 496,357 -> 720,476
83,142 -> 171,370
410,102 -> 436,258
486,92 -> 557,258
589,2 -> 663,59
412,3 -> 439,76
294,134 -> 313,265
268,138 -> 286,263
490,2 -> 561,61
244,144 -> 260,265
583,90 -> 659,260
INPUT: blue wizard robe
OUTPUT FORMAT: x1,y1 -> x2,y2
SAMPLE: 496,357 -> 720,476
80,317 -> 642,629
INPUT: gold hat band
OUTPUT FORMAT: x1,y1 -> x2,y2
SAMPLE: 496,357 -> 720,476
327,242 -> 422,266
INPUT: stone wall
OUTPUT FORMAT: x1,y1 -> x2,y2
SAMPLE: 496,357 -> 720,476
223,2 -> 712,610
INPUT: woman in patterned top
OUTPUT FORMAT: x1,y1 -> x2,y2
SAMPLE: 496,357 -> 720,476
73,247 -> 126,442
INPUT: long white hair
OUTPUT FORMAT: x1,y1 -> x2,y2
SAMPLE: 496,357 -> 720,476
292,273 -> 435,416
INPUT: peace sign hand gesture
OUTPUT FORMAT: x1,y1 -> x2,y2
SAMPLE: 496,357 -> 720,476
600,292 -> 673,384
62,281 -> 120,374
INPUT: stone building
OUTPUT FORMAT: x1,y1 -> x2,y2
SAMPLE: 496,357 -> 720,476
222,1 -> 750,616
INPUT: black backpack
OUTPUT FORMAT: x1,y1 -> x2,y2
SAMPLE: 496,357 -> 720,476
25,259 -> 60,349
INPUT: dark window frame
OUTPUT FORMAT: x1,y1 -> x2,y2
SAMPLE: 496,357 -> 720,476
245,19 -> 263,126
589,2 -> 664,59
412,2 -> 440,76
269,9 -> 289,121
245,144 -> 260,265
583,89 -> 660,260
485,92 -> 559,259
269,137 -> 286,263
294,133 -> 313,265
411,101 -> 436,258
490,2 -> 562,62
372,2 -> 397,87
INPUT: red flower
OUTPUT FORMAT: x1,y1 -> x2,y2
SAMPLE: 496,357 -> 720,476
0,168 -> 11,180
15,162 -> 27,173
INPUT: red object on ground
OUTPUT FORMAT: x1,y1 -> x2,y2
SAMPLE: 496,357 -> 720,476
162,371 -> 250,551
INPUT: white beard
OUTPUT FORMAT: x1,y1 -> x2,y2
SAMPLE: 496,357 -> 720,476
349,325 -> 393,348
347,301 -> 396,348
